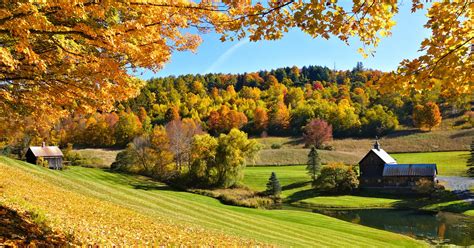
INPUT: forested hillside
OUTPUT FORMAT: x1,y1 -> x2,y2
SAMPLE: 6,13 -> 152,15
8,63 -> 471,151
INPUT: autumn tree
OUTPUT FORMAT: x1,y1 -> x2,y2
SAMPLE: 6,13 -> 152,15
303,119 -> 332,149
413,102 -> 442,131
361,105 -> 399,136
207,105 -> 247,134
269,101 -> 290,134
112,126 -> 175,181
253,107 -> 269,133
115,111 -> 143,146
165,118 -> 203,172
188,134 -> 219,186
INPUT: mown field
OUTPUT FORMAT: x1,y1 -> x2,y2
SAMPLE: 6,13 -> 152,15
0,156 -> 425,247
244,151 -> 472,213
392,151 -> 469,176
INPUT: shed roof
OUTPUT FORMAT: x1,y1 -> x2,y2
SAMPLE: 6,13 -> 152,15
383,164 -> 437,177
29,146 -> 63,157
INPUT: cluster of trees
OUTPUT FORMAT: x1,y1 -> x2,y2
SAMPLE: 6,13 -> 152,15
306,147 -> 358,194
111,120 -> 260,189
118,63 -> 463,142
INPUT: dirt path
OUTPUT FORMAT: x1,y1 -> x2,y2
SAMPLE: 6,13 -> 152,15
437,176 -> 474,205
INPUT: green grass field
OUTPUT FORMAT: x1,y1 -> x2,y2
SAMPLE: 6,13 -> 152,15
392,151 -> 469,176
244,151 -> 471,211
244,165 -> 401,209
0,156 -> 425,247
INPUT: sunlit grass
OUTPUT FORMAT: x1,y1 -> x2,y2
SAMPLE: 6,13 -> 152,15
0,156 -> 425,247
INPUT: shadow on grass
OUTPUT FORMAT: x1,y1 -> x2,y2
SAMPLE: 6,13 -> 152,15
384,129 -> 424,139
98,168 -> 177,191
282,137 -> 305,147
285,188 -> 320,203
449,129 -> 474,139
282,181 -> 311,191
0,205 -> 69,246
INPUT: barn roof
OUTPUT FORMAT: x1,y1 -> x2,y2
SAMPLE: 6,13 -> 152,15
28,146 -> 63,157
371,149 -> 397,164
383,164 -> 437,177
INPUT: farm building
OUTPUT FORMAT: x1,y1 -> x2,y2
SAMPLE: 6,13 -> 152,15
26,142 -> 64,169
359,139 -> 437,188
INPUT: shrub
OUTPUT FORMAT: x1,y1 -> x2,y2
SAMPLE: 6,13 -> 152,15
313,162 -> 359,194
36,157 -> 49,168
303,119 -> 332,148
191,187 -> 274,209
414,178 -> 435,195
64,146 -> 103,168
270,143 -> 282,149
415,179 -> 448,198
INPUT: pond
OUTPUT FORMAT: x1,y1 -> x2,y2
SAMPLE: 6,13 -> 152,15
315,209 -> 474,246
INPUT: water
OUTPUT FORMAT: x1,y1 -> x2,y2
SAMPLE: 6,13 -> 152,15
315,209 -> 474,246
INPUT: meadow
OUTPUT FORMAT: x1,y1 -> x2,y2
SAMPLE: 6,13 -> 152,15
392,151 -> 469,176
0,156 -> 425,247
244,150 -> 472,212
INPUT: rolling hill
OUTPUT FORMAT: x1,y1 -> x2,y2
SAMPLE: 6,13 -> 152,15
0,156 -> 425,247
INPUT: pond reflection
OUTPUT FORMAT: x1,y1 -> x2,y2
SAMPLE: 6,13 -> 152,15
315,209 -> 474,246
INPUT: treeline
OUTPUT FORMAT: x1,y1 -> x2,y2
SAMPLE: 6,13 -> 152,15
4,63 -> 471,152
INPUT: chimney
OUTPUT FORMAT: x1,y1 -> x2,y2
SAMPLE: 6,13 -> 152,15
42,142 -> 46,147
373,136 -> 380,151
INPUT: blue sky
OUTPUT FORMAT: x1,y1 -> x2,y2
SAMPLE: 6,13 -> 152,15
136,2 -> 431,79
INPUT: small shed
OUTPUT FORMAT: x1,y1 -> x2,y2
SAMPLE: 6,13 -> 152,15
383,164 -> 437,187
359,139 -> 397,187
26,142 -> 64,169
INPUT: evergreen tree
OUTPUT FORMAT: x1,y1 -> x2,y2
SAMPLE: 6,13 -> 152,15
306,146 -> 322,181
266,172 -> 282,199
468,139 -> 474,177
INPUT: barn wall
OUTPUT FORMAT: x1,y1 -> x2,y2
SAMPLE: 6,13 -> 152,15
359,151 -> 386,187
25,149 -> 37,165
383,176 -> 435,187
44,157 -> 63,170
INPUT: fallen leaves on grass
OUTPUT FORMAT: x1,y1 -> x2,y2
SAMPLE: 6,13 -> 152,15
0,162 -> 263,246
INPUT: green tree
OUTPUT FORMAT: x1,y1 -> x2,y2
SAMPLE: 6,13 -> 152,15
306,146 -> 322,181
115,111 -> 143,146
266,172 -> 282,200
215,129 -> 261,188
314,162 -> 359,194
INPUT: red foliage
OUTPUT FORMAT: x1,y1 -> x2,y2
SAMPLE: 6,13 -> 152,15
303,119 -> 333,148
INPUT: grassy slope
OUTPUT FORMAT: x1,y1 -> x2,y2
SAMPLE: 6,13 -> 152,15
251,127 -> 473,166
0,157 -> 425,247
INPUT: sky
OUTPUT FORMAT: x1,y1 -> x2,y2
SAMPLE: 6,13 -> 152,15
136,2 -> 431,79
